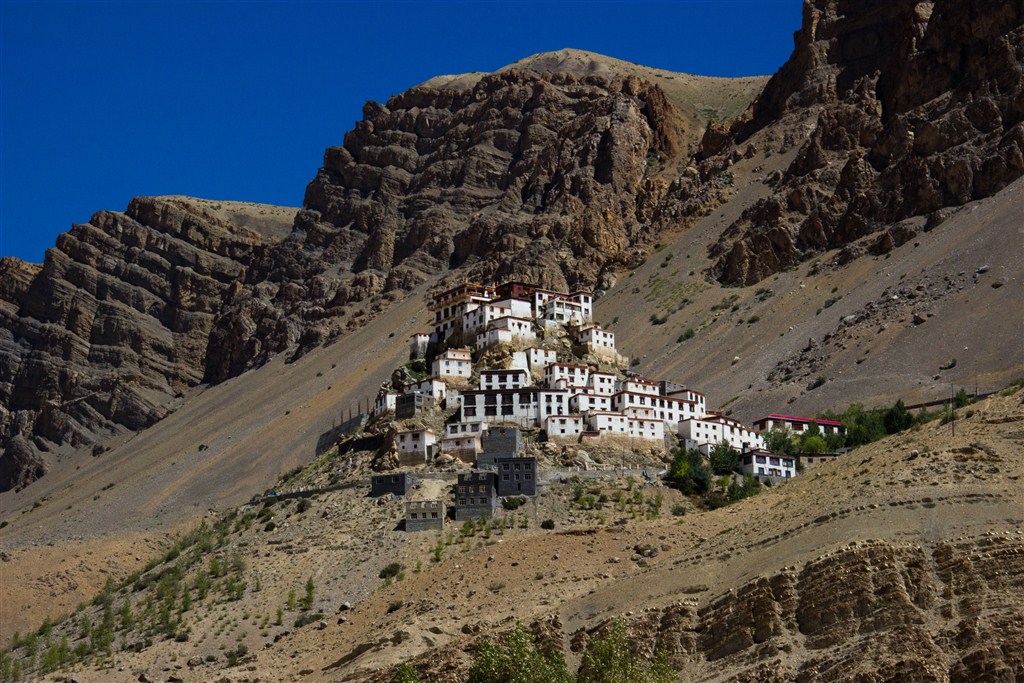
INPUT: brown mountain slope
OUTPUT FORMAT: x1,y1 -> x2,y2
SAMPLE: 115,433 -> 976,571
0,284 -> 427,641
13,377 -> 1022,681
3,0 -> 1024,658
0,197 -> 297,491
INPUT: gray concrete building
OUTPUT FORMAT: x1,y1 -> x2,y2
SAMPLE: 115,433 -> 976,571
370,472 -> 414,497
453,471 -> 498,521
405,500 -> 445,531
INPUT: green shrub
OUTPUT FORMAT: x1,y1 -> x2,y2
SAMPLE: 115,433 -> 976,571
540,519 -> 555,530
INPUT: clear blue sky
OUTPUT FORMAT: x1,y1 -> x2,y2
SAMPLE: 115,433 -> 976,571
1,1 -> 802,263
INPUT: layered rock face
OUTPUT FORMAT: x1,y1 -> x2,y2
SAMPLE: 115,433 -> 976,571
206,70 -> 690,379
709,0 -> 1024,285
597,537 -> 1024,682
0,197 -> 294,490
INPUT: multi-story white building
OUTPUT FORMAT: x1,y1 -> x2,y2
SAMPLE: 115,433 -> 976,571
440,422 -> 486,460
618,376 -> 660,396
577,325 -> 616,354
587,412 -> 630,435
405,377 -> 447,402
460,389 -> 540,427
628,417 -> 665,441
612,391 -> 701,427
545,414 -> 584,439
587,372 -> 618,396
526,347 -> 557,373
752,414 -> 844,435
432,348 -> 472,379
479,368 -> 530,391
490,297 -> 533,319
409,333 -> 430,359
475,316 -> 536,348
541,298 -> 587,326
374,391 -> 398,416
678,413 -> 764,455
544,363 -> 589,389
463,303 -> 513,334
429,282 -> 496,341
537,389 -> 571,422
570,392 -> 612,414
395,429 -> 437,463
740,448 -> 797,479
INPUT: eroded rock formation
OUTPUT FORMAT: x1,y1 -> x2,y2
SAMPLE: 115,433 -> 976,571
709,0 -> 1024,284
0,198 -> 294,490
207,70 -> 693,378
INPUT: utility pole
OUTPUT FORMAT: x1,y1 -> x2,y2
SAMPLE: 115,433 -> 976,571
950,383 -> 955,438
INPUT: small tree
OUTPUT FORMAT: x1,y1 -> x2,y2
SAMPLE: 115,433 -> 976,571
801,435 -> 827,454
709,441 -> 740,475
668,448 -> 710,495
763,426 -> 794,455
884,399 -> 913,434
578,621 -> 676,683
954,387 -> 971,408
300,577 -> 315,611
467,623 -> 572,683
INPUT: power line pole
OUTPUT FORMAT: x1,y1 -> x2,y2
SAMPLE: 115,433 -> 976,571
950,383 -> 955,438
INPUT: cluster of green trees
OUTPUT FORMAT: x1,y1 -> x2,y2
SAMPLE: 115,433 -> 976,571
394,621 -> 674,683
666,444 -> 761,508
814,392 -> 971,450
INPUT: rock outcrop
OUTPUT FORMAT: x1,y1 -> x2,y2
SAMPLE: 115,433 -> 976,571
0,197 -> 295,490
207,69 -> 692,378
709,0 -> 1024,285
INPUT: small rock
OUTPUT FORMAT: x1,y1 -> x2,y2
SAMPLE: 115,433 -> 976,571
976,265 -> 990,274
912,312 -> 927,325
317,620 -> 328,630
337,616 -> 347,624
339,601 -> 352,611
187,656 -> 204,667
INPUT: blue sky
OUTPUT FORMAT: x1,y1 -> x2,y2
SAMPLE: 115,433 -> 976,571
1,1 -> 802,262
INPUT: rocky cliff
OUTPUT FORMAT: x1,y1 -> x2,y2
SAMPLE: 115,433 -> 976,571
0,198 -> 295,490
205,64 -> 754,379
707,0 -> 1024,285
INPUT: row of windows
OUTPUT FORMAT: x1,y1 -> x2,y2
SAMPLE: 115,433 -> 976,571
408,512 -> 441,519
458,498 -> 491,505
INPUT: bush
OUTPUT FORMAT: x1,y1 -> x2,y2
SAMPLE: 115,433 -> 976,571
379,563 -> 403,580
296,498 -> 311,513
293,612 -> 324,628
225,643 -> 249,666
394,663 -> 426,683
501,497 -> 527,511
540,519 -> 555,530
676,328 -> 695,343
